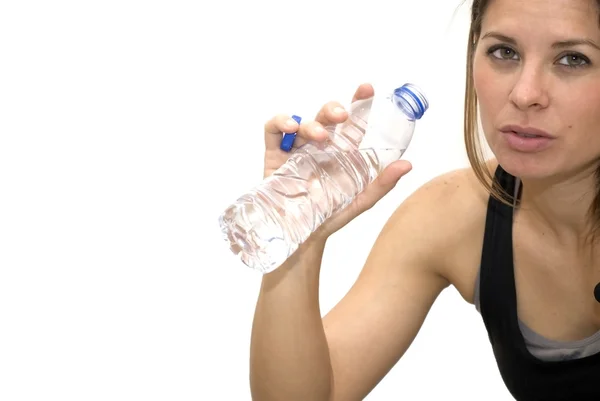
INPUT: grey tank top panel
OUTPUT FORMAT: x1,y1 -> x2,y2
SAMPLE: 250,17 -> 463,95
473,177 -> 600,362
473,269 -> 600,361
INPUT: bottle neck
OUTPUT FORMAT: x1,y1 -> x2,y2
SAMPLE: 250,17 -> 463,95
393,85 -> 428,120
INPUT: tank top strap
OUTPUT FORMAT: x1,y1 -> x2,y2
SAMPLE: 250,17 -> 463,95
479,165 -> 520,344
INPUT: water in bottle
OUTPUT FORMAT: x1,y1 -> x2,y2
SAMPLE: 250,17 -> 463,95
219,83 -> 429,274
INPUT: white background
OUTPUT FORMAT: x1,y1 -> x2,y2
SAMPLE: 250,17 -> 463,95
0,0 -> 513,399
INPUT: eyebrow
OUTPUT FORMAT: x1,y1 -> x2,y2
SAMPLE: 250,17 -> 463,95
481,31 -> 600,51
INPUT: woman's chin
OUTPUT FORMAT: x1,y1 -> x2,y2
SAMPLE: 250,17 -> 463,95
494,152 -> 559,181
496,152 -> 598,184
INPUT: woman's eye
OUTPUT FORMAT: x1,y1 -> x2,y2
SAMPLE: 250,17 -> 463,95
490,46 -> 518,60
558,54 -> 589,68
485,44 -> 591,69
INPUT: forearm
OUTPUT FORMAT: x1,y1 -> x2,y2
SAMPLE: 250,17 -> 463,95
249,238 -> 333,401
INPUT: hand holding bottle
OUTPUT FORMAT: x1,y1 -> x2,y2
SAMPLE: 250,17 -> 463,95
220,82 -> 427,273
261,83 -> 413,239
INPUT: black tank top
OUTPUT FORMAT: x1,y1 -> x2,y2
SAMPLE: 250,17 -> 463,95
479,165 -> 600,400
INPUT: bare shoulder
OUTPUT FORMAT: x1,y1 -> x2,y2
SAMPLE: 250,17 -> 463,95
380,159 -> 496,302
322,161 -> 495,401
403,160 -> 492,232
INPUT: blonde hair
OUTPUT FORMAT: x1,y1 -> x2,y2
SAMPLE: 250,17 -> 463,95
463,0 -> 514,206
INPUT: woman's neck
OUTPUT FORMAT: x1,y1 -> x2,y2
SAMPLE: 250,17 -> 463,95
519,165 -> 599,244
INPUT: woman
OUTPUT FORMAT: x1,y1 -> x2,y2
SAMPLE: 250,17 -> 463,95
249,0 -> 600,399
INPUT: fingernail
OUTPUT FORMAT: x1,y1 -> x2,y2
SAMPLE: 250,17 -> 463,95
315,126 -> 326,136
284,119 -> 298,131
333,107 -> 346,115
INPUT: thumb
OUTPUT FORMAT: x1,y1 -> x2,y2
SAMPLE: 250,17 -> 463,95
378,160 -> 413,188
357,160 -> 413,211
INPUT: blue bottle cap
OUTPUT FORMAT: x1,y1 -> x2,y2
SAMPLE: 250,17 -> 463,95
280,115 -> 302,152
393,84 -> 429,120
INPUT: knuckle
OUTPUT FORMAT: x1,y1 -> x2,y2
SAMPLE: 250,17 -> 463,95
316,101 -> 345,123
328,100 -> 343,109
308,121 -> 327,138
326,101 -> 346,117
275,113 -> 290,126
296,121 -> 313,136
264,114 -> 290,131
296,120 -> 319,138
324,101 -> 342,113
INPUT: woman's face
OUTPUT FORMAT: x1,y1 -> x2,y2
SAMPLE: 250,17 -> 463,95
473,0 -> 600,182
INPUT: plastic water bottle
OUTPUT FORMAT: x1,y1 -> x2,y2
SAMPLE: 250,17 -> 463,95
219,83 -> 429,273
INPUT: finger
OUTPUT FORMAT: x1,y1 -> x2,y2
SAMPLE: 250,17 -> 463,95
294,120 -> 329,147
352,83 -> 374,103
376,160 -> 413,188
356,160 -> 413,212
314,101 -> 349,127
312,84 -> 375,128
264,114 -> 301,150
